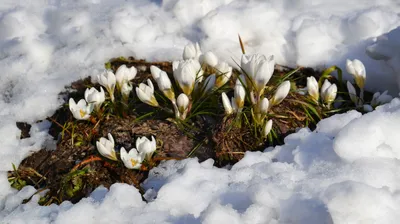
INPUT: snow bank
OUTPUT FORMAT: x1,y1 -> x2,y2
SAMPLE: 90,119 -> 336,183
1,0 -> 400,223
2,98 -> 400,223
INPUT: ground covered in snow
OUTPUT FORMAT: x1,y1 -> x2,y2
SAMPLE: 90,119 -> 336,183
1,0 -> 400,223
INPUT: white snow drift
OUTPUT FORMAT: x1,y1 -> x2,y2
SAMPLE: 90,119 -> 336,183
1,0 -> 400,223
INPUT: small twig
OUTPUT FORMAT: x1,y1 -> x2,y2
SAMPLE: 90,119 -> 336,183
71,155 -> 103,171
47,117 -> 71,135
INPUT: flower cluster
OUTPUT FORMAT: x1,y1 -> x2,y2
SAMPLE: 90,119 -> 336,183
68,65 -> 137,120
306,76 -> 338,108
96,133 -> 156,169
345,59 -> 392,111
144,43 -> 232,120
221,54 -> 291,138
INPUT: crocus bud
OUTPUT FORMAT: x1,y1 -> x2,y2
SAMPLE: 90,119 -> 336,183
346,59 -> 366,89
320,79 -> 332,101
183,42 -> 201,60
96,133 -> 118,161
234,78 -> 246,110
259,97 -> 269,114
346,81 -> 358,106
307,76 -> 319,103
135,79 -> 159,107
221,92 -> 233,115
84,87 -> 105,112
150,65 -> 175,102
177,93 -> 190,119
323,84 -> 337,106
98,71 -> 116,102
270,81 -> 290,106
263,119 -> 273,137
199,51 -> 219,67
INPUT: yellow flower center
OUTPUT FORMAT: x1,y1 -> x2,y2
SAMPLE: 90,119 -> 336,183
79,109 -> 86,118
130,159 -> 138,167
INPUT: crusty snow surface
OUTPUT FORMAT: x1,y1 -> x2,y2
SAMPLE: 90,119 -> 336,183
1,0 -> 400,223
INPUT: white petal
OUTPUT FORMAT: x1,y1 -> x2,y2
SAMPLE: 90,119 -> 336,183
271,81 -> 291,106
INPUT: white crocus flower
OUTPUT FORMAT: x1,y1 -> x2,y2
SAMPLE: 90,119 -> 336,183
98,71 -> 116,102
199,51 -> 219,67
234,77 -> 246,111
136,79 -> 159,107
150,65 -> 175,102
115,64 -> 137,90
84,87 -> 105,112
323,84 -> 337,107
177,93 -> 190,119
371,90 -> 393,107
183,42 -> 202,60
121,82 -> 133,100
241,54 -> 274,95
320,80 -> 332,101
221,92 -> 233,115
346,59 -> 366,90
173,59 -> 203,96
307,76 -> 319,103
215,62 -> 233,88
346,81 -> 358,106
270,81 -> 290,106
136,136 -> 157,161
120,147 -> 143,169
263,119 -> 273,137
96,133 -> 117,161
69,98 -> 94,120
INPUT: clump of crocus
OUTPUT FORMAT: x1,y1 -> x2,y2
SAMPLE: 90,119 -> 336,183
120,136 -> 157,169
306,76 -> 338,109
145,43 -> 233,121
96,133 -> 157,170
220,53 -> 291,138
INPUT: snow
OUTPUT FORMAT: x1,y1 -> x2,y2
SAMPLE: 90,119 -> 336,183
1,0 -> 400,223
